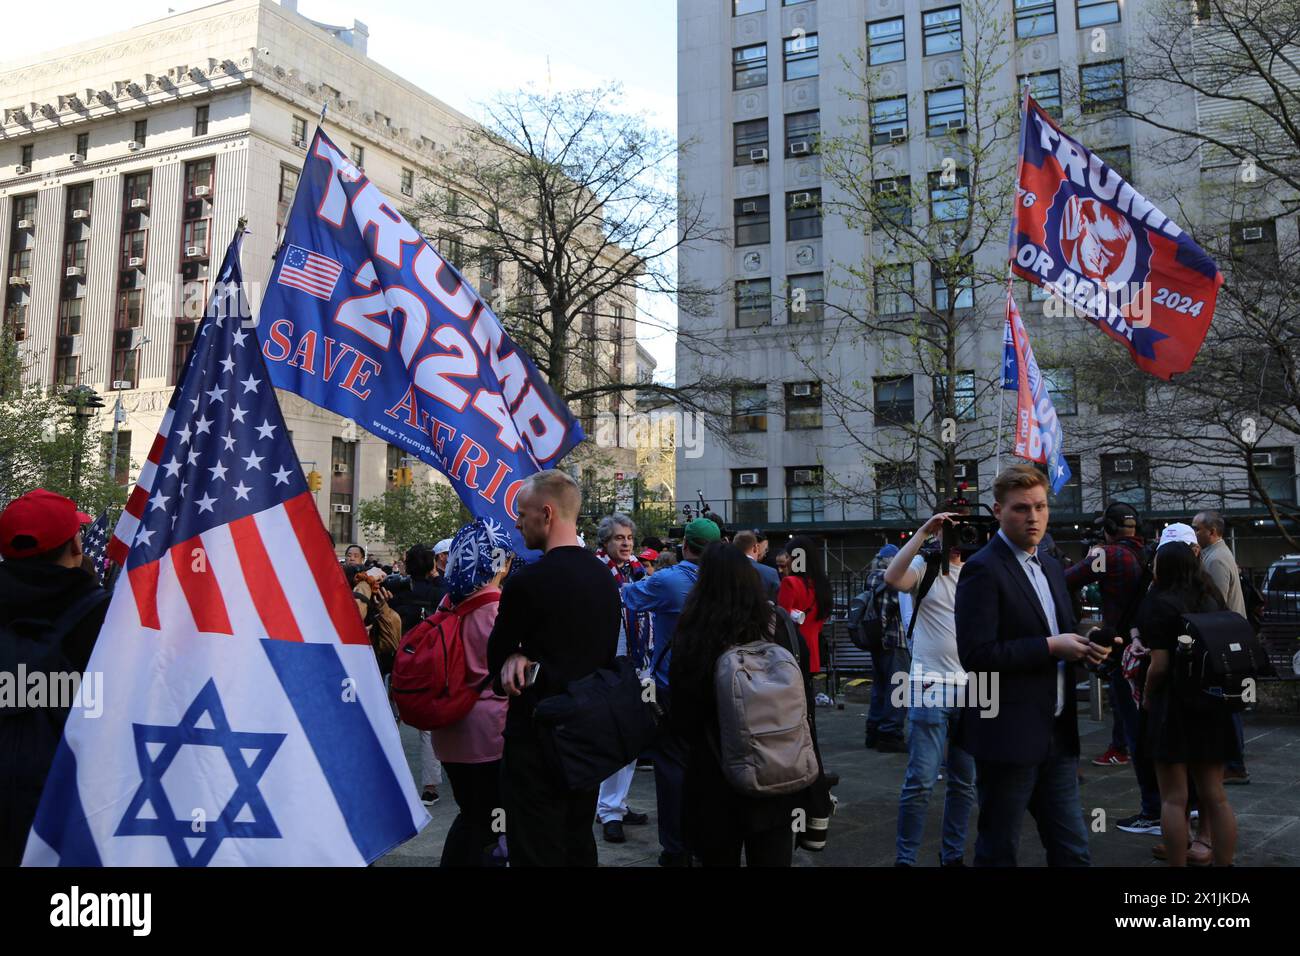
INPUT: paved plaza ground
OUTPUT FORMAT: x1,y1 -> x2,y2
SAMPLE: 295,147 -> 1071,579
379,691 -> 1300,868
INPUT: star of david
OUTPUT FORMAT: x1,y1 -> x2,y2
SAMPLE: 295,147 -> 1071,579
115,679 -> 286,866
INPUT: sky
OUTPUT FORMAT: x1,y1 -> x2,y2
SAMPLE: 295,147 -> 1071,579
11,0 -> 681,381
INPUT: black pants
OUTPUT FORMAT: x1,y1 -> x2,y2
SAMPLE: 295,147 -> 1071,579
501,733 -> 599,867
440,760 -> 502,867
698,825 -> 794,867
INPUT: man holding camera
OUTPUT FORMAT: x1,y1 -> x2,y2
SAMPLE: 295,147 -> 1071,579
1064,502 -> 1160,832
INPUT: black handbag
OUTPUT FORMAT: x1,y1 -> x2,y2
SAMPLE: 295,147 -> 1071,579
532,657 -> 662,791
1176,611 -> 1274,712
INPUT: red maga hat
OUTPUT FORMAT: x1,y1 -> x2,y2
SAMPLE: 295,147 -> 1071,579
0,489 -> 92,559
638,548 -> 659,563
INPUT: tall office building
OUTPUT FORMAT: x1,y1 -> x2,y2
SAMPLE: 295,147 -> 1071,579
1,0 -> 639,553
677,0 -> 1298,565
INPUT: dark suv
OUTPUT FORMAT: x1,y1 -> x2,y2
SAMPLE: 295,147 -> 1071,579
1262,555 -> 1300,624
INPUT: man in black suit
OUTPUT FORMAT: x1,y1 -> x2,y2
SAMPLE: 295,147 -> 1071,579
955,465 -> 1112,866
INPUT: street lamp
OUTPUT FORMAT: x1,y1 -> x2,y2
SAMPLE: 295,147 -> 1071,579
63,384 -> 104,499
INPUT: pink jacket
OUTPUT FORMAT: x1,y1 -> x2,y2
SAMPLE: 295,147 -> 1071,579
430,586 -> 507,764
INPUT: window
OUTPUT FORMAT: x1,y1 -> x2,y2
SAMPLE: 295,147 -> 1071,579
929,169 -> 970,222
1251,448 -> 1296,506
185,158 -> 214,198
874,375 -> 914,426
923,7 -> 962,55
133,119 -> 147,146
734,0 -> 765,13
732,469 -> 768,528
121,230 -> 147,268
1015,0 -> 1057,37
783,33 -> 819,80
786,466 -> 824,522
439,233 -> 466,271
936,459 -> 980,502
873,176 -> 912,229
58,297 -> 83,337
932,268 -> 974,310
734,44 -> 768,90
277,165 -> 299,232
784,111 -> 819,156
1230,219 -> 1279,277
870,96 -> 908,145
14,194 -> 36,220
400,167 -> 414,197
182,218 -> 210,257
1080,60 -> 1126,112
875,463 -> 917,519
1077,0 -> 1120,28
116,288 -> 144,328
875,263 -> 914,315
179,280 -> 207,321
66,183 -> 92,218
54,354 -> 79,387
736,279 -> 772,328
1101,453 -> 1149,510
1047,455 -> 1082,512
124,171 -> 151,206
350,143 -> 365,167
933,371 -> 976,421
4,301 -> 28,342
20,144 -> 32,167
111,345 -> 139,390
735,196 -> 771,246
75,132 -> 89,156
785,382 -> 822,429
1099,369 -> 1146,413
786,188 -> 822,240
8,248 -> 32,278
868,17 -> 905,64
1043,367 -> 1077,415
103,430 -> 132,485
329,492 -> 354,543
926,87 -> 966,135
734,119 -> 769,166
63,239 -> 87,271
192,105 -> 209,137
479,249 -> 501,303
1020,70 -> 1062,118
732,387 -> 768,432
292,115 -> 308,144
1095,145 -> 1132,180
787,273 -> 824,323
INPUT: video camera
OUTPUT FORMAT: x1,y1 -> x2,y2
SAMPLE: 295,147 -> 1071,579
922,492 -> 998,575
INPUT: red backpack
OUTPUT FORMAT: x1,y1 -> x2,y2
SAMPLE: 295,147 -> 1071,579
390,590 -> 500,731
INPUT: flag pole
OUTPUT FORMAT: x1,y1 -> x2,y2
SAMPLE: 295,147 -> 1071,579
271,102 -> 329,262
999,82 -> 1032,478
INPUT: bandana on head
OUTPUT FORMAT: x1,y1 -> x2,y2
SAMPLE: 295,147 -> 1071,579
445,517 -> 513,603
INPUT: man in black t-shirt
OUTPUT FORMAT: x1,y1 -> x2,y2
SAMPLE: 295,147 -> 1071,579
487,470 -> 621,866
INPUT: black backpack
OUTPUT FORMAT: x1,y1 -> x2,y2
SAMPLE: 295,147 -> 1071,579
1175,610 -> 1274,712
847,570 -> 889,652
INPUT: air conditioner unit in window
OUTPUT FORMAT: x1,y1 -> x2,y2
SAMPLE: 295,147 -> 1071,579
185,246 -> 204,258
127,141 -> 142,152
332,463 -> 348,474
17,218 -> 33,229
1251,451 -> 1275,467
175,322 -> 197,345
112,380 -> 133,390
65,266 -> 83,278
789,141 -> 811,156
739,472 -> 759,485
72,209 -> 89,220
56,335 -> 80,357
68,153 -> 84,165
331,503 -> 351,513
749,147 -> 769,163
791,192 -> 813,207
7,276 -> 29,286
792,469 -> 815,484
193,185 -> 211,197
889,128 -> 907,141
127,256 -> 145,268
944,119 -> 965,131
114,329 -> 142,351
1112,458 -> 1134,473
878,180 -> 899,193
292,138 -> 308,149
14,164 -> 29,175
130,198 -> 149,210
953,464 -> 968,479
1241,226 -> 1264,241
741,201 -> 759,214
791,383 -> 813,397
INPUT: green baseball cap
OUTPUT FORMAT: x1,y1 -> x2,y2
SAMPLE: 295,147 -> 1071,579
684,517 -> 721,546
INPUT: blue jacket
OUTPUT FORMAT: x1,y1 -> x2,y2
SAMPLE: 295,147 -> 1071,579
750,557 -> 780,602
622,560 -> 699,690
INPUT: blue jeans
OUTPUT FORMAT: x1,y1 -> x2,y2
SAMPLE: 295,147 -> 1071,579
895,695 -> 976,865
1227,711 -> 1246,773
973,744 -> 1091,867
867,645 -> 909,739
1111,669 -> 1160,818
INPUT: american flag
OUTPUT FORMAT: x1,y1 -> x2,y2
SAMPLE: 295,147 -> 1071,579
27,229 -> 428,866
276,243 -> 343,300
81,508 -> 112,584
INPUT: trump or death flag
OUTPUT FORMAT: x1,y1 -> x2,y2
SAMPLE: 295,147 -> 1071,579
24,231 -> 429,866
1003,286 -> 1072,495
1011,94 -> 1222,380
257,126 -> 585,557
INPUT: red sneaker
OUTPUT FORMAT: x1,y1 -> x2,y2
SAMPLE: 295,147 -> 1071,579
1091,746 -> 1131,766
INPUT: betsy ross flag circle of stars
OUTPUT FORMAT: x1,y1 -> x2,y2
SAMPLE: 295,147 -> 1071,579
126,235 -> 309,570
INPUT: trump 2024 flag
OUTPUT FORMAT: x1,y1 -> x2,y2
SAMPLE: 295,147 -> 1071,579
1003,286 -> 1072,495
23,231 -> 428,866
1011,94 -> 1223,380
256,126 -> 585,559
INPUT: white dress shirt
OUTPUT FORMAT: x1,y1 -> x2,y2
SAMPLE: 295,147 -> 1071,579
998,529 -> 1066,716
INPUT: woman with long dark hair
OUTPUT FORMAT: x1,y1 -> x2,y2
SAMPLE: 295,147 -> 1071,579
1138,541 -> 1238,866
669,542 -> 805,866
777,535 -> 833,674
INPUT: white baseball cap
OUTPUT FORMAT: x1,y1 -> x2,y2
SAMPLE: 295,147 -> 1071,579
1158,523 -> 1197,549
433,538 -> 452,555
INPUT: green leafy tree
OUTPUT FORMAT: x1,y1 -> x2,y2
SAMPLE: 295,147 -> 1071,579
356,481 -> 468,558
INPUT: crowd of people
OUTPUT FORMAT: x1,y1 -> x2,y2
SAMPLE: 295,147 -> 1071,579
0,463 -> 1264,867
